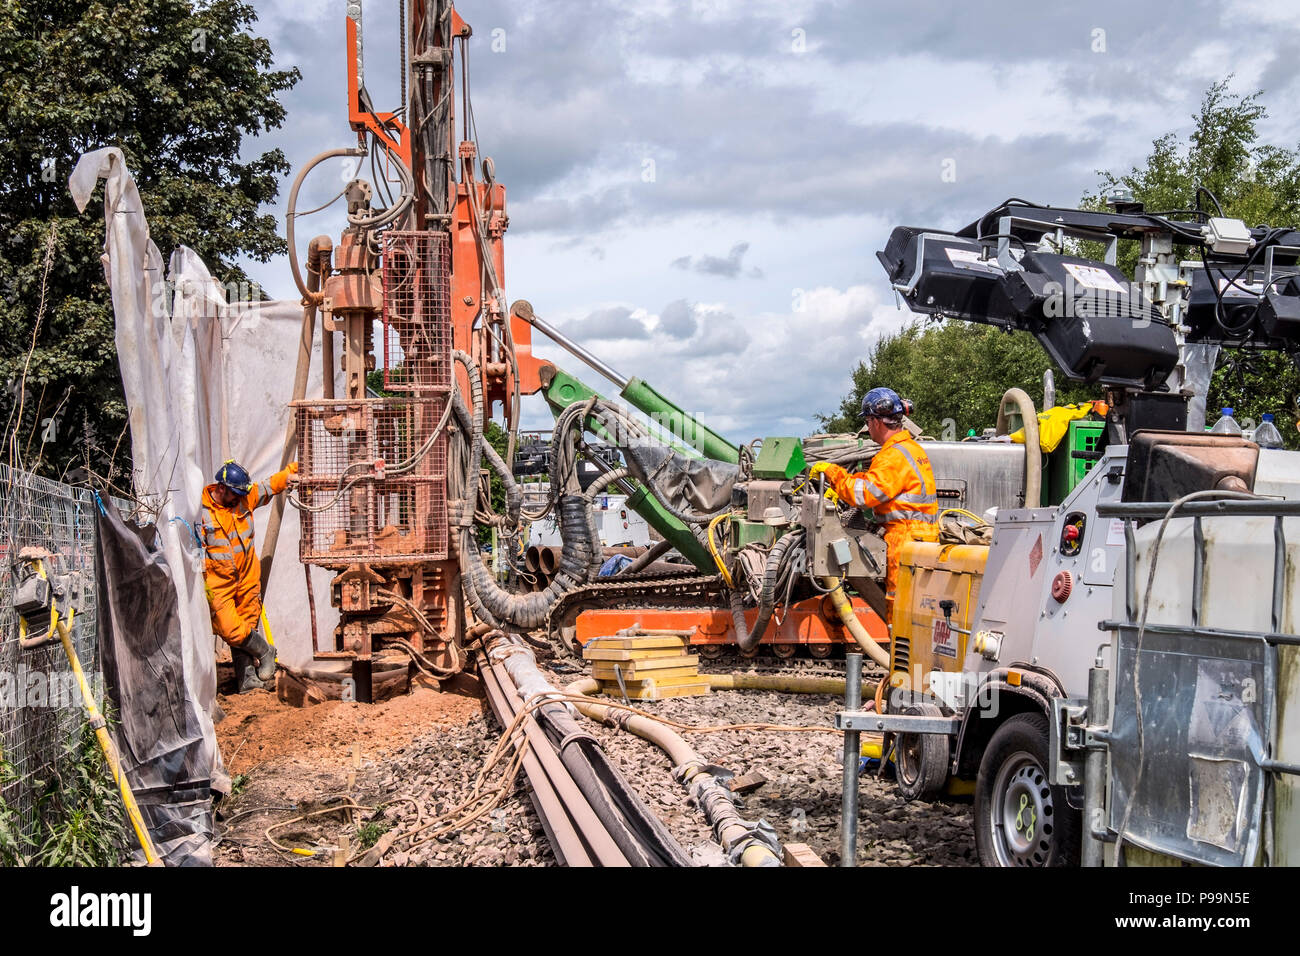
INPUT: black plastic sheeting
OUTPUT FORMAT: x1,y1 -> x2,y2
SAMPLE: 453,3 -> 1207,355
95,499 -> 215,866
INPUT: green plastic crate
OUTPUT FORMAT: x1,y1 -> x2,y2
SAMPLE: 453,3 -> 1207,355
1045,419 -> 1104,504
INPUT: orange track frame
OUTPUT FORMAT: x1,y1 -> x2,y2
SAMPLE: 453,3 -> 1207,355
574,594 -> 888,648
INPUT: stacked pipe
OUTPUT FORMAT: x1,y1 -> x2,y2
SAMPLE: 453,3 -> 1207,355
485,633 -> 691,866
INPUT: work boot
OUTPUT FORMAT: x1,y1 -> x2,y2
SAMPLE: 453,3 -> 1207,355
243,629 -> 278,682
231,648 -> 265,694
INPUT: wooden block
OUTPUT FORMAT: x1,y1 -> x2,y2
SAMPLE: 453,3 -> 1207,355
582,646 -> 690,662
601,672 -> 711,690
603,679 -> 711,700
592,662 -> 699,682
782,843 -> 828,867
590,655 -> 698,679
725,770 -> 768,795
585,635 -> 687,651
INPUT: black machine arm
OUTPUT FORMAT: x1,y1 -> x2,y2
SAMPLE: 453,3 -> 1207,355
877,199 -> 1300,393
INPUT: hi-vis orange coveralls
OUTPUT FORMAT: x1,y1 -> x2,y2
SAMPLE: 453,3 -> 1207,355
200,467 -> 295,648
817,432 -> 940,625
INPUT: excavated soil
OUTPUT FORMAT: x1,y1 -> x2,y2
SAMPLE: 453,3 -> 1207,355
212,657 -> 975,867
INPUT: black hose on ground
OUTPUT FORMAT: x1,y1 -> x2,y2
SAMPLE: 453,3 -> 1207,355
538,703 -> 691,867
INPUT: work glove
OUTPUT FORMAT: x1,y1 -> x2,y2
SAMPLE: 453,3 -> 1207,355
807,461 -> 843,504
808,461 -> 842,482
286,461 -> 300,484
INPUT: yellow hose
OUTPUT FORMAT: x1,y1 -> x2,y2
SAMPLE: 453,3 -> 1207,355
706,512 -> 736,587
821,576 -> 891,668
57,622 -> 161,866
708,673 -> 844,694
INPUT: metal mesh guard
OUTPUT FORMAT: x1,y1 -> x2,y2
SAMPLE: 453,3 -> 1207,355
294,397 -> 448,564
383,230 -> 452,392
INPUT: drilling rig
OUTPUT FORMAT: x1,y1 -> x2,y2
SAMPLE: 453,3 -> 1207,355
280,1 -> 517,697
278,1 -> 911,697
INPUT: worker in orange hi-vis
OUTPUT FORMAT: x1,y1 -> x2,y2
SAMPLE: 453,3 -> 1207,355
809,387 -> 939,628
199,459 -> 299,692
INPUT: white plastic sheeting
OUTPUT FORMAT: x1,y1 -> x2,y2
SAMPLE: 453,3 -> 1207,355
69,147 -> 341,807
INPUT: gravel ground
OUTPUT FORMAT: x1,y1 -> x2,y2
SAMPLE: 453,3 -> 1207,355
217,657 -> 975,867
551,668 -> 976,867
351,714 -> 556,867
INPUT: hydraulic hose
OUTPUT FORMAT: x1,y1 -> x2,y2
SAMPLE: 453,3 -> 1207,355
448,387 -> 522,526
617,538 -> 674,576
996,387 -> 1041,508
348,134 -> 415,229
821,576 -> 891,668
730,530 -> 803,652
455,354 -> 599,629
286,147 -> 364,301
565,678 -> 781,867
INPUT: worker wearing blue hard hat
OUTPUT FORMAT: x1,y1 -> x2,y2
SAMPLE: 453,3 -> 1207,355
810,387 -> 939,627
200,458 -> 299,692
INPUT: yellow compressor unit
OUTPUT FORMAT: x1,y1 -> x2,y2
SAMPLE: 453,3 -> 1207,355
885,538 -> 989,799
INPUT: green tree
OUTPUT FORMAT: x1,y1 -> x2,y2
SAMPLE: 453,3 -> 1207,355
1085,79 -> 1300,445
0,0 -> 299,482
819,322 -> 1096,436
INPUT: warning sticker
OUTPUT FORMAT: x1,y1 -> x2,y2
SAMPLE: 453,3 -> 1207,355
1063,262 -> 1126,293
1106,518 -> 1126,547
1028,534 -> 1044,578
932,618 -> 957,659
944,246 -> 1003,273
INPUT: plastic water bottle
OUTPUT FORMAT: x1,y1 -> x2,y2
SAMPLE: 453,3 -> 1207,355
1254,413 -> 1284,449
1210,407 -> 1243,435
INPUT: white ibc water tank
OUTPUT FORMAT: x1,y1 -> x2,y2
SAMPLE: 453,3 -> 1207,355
1125,511 -> 1299,864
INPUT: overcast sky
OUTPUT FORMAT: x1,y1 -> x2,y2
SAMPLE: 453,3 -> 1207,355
237,0 -> 1300,441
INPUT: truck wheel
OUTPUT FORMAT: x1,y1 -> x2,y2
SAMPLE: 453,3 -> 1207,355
974,713 -> 1080,867
895,702 -> 949,801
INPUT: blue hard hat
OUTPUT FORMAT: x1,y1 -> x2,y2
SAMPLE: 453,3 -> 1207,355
216,460 -> 252,495
860,387 -> 910,420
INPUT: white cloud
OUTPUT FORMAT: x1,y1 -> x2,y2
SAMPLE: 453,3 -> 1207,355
229,0 -> 1300,444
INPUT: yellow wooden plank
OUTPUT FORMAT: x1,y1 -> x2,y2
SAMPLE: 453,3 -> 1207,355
602,680 -> 711,700
582,647 -> 689,662
592,662 -> 699,681
585,636 -> 686,651
599,672 -> 710,689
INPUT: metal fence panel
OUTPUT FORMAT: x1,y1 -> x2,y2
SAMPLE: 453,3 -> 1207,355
0,465 -> 105,840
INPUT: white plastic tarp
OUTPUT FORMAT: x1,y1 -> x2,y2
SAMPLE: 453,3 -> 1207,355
69,147 -> 340,842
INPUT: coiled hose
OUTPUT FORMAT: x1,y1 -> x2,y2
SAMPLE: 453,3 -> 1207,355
729,530 -> 804,652
454,354 -> 603,630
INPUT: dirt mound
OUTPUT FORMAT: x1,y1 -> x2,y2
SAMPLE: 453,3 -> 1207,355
215,674 -> 486,775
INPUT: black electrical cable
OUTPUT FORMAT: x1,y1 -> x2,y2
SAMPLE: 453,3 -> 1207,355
974,198 -> 1043,244
1196,185 -> 1226,218
1202,227 -> 1289,336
